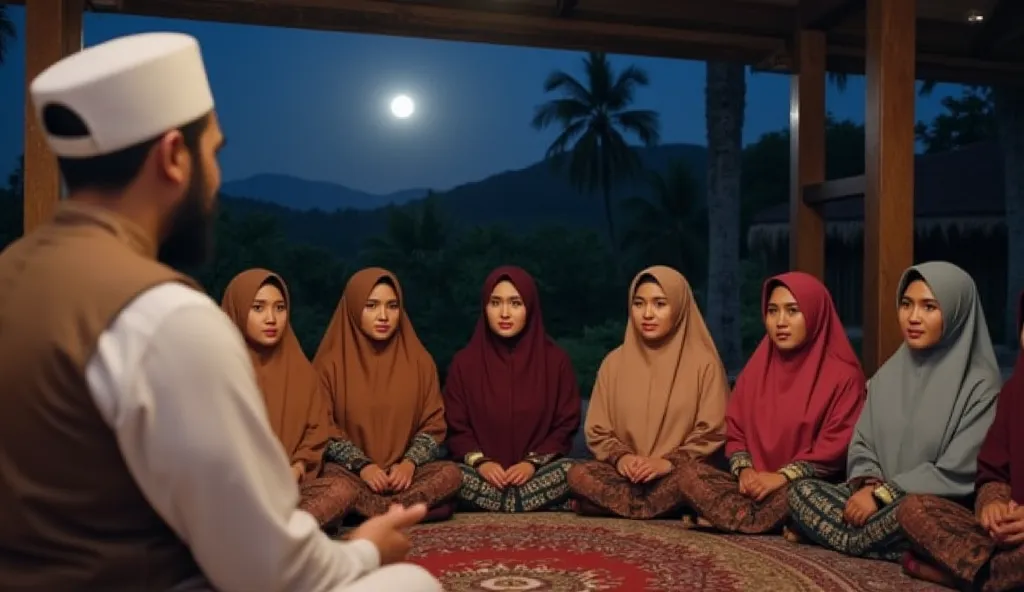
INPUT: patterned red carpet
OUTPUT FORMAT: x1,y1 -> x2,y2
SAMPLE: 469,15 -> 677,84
407,514 -> 946,591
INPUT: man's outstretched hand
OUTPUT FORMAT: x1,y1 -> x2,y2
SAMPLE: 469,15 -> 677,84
350,503 -> 428,565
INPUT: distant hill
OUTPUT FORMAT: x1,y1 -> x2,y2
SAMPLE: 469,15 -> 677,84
220,173 -> 428,211
221,143 -> 709,256
431,143 -> 707,232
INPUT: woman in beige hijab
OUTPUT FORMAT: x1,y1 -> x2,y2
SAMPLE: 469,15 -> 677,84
221,269 -> 356,527
315,267 -> 461,521
567,266 -> 730,519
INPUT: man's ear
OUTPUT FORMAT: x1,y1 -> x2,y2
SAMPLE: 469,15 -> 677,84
153,129 -> 190,186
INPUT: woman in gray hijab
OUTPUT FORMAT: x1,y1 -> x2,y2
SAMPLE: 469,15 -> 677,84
786,261 -> 1002,561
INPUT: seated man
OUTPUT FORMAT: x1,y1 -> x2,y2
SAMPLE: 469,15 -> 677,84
0,31 -> 440,591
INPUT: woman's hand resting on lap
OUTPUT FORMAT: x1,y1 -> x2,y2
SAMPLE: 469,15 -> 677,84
505,462 -> 536,486
478,462 -> 507,489
360,464 -> 390,493
616,455 -> 672,483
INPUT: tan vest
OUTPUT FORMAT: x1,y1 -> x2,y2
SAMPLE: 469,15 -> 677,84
0,202 -> 202,590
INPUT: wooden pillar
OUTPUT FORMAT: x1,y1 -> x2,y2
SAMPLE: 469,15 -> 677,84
862,0 -> 915,374
789,29 -> 827,280
24,0 -> 84,234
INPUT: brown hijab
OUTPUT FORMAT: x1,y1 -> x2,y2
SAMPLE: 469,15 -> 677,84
586,266 -> 729,461
313,267 -> 446,468
221,268 -> 328,480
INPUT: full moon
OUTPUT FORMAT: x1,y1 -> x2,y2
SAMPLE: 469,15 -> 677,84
390,94 -> 415,119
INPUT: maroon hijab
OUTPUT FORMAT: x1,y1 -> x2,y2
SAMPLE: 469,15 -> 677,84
725,272 -> 866,474
976,291 -> 1023,503
443,266 -> 581,468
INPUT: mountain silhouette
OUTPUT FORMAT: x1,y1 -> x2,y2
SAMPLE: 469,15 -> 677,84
220,143 -> 709,256
221,173 -> 428,211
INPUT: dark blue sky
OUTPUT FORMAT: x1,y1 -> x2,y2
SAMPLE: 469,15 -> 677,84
0,5 -> 959,195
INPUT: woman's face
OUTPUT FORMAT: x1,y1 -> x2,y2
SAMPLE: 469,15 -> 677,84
765,285 -> 807,351
898,279 -> 944,350
246,283 -> 288,348
631,280 -> 673,344
486,279 -> 527,338
360,281 -> 401,341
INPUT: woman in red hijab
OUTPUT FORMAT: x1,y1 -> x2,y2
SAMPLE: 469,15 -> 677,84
897,291 -> 1024,592
676,271 -> 866,533
443,266 -> 582,512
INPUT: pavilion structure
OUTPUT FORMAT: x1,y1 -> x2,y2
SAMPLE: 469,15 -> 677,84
16,0 -> 1024,374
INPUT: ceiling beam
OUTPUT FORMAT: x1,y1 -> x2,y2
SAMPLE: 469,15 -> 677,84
16,0 -> 1024,87
827,47 -> 1024,87
105,0 -> 786,62
798,0 -> 864,30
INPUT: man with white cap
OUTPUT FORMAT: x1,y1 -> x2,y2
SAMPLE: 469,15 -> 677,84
0,32 -> 442,592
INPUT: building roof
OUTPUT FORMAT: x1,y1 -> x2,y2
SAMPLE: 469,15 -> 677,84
751,140 -> 1004,225
13,0 -> 1024,87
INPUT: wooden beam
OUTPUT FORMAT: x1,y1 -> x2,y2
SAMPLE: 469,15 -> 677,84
107,0 -> 787,64
789,29 -> 826,281
24,0 -> 84,234
803,175 -> 865,205
862,0 -> 914,375
826,47 -> 1024,87
799,0 -> 864,30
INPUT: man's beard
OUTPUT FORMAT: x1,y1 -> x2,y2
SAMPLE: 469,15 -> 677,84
158,163 -> 216,269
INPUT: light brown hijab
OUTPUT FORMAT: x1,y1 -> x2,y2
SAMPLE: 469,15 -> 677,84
221,268 -> 328,480
313,267 -> 446,468
586,266 -> 729,461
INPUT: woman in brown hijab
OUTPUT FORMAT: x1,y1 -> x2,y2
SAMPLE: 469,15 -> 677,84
221,269 -> 356,527
567,266 -> 730,519
315,267 -> 461,521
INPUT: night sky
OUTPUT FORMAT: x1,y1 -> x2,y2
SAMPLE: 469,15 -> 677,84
0,5 -> 959,195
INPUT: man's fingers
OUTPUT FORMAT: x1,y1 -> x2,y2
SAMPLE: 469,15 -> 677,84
379,503 -> 429,528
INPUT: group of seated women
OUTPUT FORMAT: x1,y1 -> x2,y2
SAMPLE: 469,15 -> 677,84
222,259 -> 1023,592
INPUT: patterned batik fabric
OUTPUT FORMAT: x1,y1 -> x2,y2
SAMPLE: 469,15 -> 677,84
298,474 -> 359,526
321,461 -> 461,518
324,432 -> 442,473
675,460 -> 790,534
565,460 -> 687,520
456,459 -> 574,513
898,490 -> 1024,592
787,480 -> 908,561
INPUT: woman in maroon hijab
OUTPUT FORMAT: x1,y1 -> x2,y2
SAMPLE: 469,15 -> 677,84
897,291 -> 1024,591
676,271 -> 866,533
443,266 -> 582,512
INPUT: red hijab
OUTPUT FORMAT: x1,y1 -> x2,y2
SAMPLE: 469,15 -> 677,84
976,291 -> 1023,503
443,266 -> 581,468
725,272 -> 866,475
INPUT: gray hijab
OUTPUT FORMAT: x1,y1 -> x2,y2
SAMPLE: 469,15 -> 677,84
847,261 -> 1001,496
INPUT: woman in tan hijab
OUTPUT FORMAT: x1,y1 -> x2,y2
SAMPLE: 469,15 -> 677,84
221,269 -> 356,527
567,266 -> 730,519
315,267 -> 461,521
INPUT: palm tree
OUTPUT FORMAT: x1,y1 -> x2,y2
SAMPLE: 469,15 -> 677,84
620,161 -> 707,286
703,65 -> 850,371
704,62 -> 746,370
532,51 -> 661,253
0,6 -> 16,66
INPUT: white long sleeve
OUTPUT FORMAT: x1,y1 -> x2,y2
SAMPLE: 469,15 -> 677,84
85,282 -> 379,592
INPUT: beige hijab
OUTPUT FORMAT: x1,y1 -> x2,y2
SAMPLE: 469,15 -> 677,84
586,266 -> 729,461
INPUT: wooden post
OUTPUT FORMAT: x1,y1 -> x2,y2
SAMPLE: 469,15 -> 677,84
863,0 -> 915,375
24,0 -> 84,234
789,29 -> 826,281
